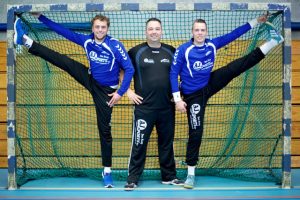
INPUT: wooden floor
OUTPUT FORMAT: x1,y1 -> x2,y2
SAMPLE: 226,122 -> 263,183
0,169 -> 299,199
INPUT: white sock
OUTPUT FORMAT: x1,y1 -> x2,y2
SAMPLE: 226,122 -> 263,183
23,35 -> 33,48
259,39 -> 279,55
104,167 -> 111,173
248,18 -> 258,28
187,166 -> 195,176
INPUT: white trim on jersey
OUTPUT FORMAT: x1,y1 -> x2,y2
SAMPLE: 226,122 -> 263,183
84,39 -> 93,68
185,45 -> 195,78
102,43 -> 115,71
207,42 -> 217,57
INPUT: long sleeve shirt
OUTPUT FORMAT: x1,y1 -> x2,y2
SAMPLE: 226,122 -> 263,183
128,42 -> 175,109
38,15 -> 134,96
170,21 -> 253,96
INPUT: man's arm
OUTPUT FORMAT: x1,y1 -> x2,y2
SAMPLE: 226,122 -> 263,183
170,49 -> 182,98
108,41 -> 135,107
212,14 -> 268,49
170,48 -> 187,113
115,42 -> 135,97
37,14 -> 86,46
119,70 -> 143,105
126,89 -> 143,105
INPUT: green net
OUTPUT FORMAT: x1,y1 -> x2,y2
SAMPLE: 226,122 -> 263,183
14,10 -> 284,186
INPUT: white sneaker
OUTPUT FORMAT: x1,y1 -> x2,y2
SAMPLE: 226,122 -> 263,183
265,21 -> 284,44
184,175 -> 195,189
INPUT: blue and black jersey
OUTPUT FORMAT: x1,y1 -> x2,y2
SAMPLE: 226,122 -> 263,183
170,22 -> 252,95
128,42 -> 175,109
38,15 -> 134,96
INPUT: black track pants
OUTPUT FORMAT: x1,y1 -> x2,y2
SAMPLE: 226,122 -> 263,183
183,48 -> 265,166
29,41 -> 115,167
127,106 -> 177,183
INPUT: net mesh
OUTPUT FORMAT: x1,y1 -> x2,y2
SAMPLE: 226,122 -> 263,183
14,10 -> 284,186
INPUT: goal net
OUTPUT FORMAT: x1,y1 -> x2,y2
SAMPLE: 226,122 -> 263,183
13,10 -> 284,186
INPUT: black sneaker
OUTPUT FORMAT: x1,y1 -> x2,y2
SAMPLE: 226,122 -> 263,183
124,182 -> 137,191
162,178 -> 184,186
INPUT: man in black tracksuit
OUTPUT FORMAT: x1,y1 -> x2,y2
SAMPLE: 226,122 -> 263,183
124,18 -> 183,190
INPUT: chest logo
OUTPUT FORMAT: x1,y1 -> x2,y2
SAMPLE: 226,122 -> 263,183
144,58 -> 155,64
160,58 -> 170,63
89,51 -> 110,64
193,61 -> 203,71
101,50 -> 110,55
205,50 -> 212,56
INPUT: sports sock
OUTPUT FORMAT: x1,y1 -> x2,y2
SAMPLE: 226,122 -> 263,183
187,166 -> 195,176
104,167 -> 111,173
23,35 -> 33,48
259,39 -> 279,55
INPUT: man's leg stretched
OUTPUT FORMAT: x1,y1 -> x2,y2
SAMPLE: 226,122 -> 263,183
207,21 -> 284,97
14,18 -> 91,90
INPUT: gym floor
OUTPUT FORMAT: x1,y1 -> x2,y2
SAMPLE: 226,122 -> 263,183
0,169 -> 300,199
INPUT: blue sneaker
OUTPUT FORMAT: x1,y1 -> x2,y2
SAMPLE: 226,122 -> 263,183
102,172 -> 114,188
14,18 -> 27,45
265,21 -> 284,44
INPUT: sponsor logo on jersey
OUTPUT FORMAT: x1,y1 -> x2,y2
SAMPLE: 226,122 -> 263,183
193,61 -> 203,71
152,50 -> 159,54
135,119 -> 147,145
89,51 -> 110,64
144,58 -> 155,64
205,50 -> 212,56
101,51 -> 110,55
190,104 -> 201,129
160,58 -> 170,63
115,44 -> 128,60
193,59 -> 213,71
